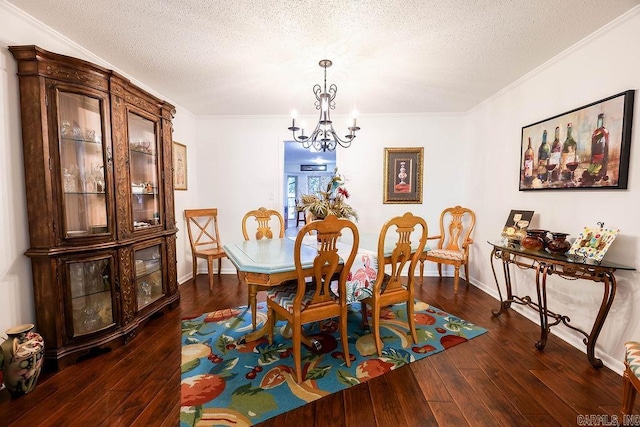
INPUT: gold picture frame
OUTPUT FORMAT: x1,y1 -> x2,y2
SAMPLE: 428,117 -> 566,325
173,141 -> 187,191
383,147 -> 424,204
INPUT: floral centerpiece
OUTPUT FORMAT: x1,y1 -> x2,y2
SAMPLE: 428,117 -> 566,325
296,168 -> 358,221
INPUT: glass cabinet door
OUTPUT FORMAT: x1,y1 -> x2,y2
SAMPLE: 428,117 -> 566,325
58,91 -> 108,238
128,113 -> 161,231
134,244 -> 164,310
68,256 -> 115,337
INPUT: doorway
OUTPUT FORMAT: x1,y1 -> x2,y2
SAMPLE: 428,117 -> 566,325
283,141 -> 336,228
286,175 -> 298,223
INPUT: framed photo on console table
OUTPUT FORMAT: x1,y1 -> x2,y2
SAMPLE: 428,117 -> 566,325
383,147 -> 423,204
501,209 -> 534,243
519,90 -> 634,191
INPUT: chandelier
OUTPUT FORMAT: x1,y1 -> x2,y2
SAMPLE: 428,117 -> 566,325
287,59 -> 360,152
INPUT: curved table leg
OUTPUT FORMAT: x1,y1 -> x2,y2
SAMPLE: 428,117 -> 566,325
502,253 -> 514,307
535,264 -> 550,350
585,272 -> 616,368
491,247 -> 510,316
249,284 -> 258,330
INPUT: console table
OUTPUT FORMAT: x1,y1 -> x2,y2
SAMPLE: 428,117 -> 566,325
488,240 -> 634,368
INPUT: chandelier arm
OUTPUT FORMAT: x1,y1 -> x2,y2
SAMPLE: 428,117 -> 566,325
294,122 -> 323,148
328,84 -> 337,104
317,139 -> 337,152
326,127 -> 353,148
313,84 -> 323,106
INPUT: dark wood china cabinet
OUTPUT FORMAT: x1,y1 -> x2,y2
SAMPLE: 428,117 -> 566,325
10,45 -> 179,370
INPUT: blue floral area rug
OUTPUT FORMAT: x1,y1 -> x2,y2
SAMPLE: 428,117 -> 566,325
180,301 -> 487,426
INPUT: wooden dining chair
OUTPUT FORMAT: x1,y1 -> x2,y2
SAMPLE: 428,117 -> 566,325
265,215 -> 359,383
419,205 -> 476,293
241,207 -> 285,241
294,200 -> 307,226
184,208 -> 227,290
360,212 -> 428,357
241,207 -> 285,329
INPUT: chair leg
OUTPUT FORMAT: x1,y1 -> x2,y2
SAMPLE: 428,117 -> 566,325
453,264 -> 460,294
464,261 -> 470,285
293,325 -> 303,383
207,257 -> 214,290
217,258 -> 222,276
266,305 -> 275,345
419,260 -> 424,284
360,302 -> 369,330
437,263 -> 442,278
341,305 -> 351,368
192,256 -> 197,281
622,371 -> 636,415
407,298 -> 418,344
372,299 -> 383,357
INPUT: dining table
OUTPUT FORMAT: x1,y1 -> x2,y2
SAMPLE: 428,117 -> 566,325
223,231 -> 426,344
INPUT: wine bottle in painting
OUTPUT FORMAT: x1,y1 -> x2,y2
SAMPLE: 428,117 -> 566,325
524,137 -> 534,184
537,130 -> 550,181
561,123 -> 578,180
549,126 -> 561,182
590,113 -> 609,181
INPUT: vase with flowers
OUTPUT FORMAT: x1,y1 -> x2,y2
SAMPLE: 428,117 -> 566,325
296,168 -> 358,222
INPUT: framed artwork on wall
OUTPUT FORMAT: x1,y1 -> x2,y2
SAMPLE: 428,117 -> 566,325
519,90 -> 634,191
173,141 -> 187,190
383,147 -> 423,204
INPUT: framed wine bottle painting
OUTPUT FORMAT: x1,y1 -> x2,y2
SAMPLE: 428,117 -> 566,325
383,147 -> 424,204
519,90 -> 634,191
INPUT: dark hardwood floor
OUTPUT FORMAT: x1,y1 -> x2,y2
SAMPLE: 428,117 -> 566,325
1,274 -> 637,426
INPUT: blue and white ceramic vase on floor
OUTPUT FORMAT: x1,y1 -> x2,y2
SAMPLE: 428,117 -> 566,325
0,323 -> 44,398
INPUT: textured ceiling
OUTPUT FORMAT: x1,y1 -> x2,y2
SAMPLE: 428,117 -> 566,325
6,0 -> 639,117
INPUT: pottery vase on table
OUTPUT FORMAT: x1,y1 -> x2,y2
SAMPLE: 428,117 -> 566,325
521,229 -> 549,251
1,323 -> 44,398
547,232 -> 571,254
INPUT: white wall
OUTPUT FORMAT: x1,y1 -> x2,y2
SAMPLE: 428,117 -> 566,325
172,112 -> 199,283
466,8 -> 640,373
0,2 -> 198,333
